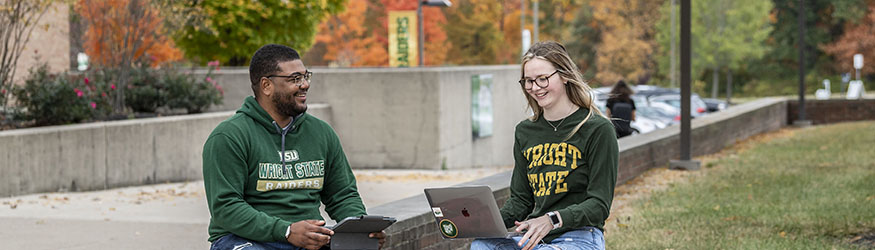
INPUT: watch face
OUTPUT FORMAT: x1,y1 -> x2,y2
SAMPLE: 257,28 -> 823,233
549,213 -> 560,224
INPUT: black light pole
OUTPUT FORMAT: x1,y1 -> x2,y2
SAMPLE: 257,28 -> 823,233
670,0 -> 700,170
794,0 -> 811,126
417,0 -> 452,67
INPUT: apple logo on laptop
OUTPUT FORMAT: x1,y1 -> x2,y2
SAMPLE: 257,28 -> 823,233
461,208 -> 470,217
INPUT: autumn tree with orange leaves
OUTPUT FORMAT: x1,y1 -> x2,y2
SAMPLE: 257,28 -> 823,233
77,0 -> 181,68
314,0 -> 387,67
77,0 -> 182,113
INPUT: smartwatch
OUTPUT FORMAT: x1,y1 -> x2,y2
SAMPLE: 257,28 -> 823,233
546,211 -> 561,229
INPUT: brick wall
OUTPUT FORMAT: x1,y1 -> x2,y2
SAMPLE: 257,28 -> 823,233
787,99 -> 875,125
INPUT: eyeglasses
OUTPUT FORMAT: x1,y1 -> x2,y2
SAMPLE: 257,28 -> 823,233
267,70 -> 313,86
519,70 -> 559,90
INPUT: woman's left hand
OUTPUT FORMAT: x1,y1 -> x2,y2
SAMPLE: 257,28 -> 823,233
513,215 -> 553,250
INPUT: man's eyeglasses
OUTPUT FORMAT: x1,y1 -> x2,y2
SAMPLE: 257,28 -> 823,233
519,70 -> 559,90
267,71 -> 313,86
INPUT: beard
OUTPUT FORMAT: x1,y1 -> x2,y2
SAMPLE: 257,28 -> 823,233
272,89 -> 307,117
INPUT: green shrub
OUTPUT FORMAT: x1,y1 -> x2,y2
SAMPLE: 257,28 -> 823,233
164,66 -> 223,114
125,66 -> 165,113
12,64 -> 111,126
10,61 -> 223,127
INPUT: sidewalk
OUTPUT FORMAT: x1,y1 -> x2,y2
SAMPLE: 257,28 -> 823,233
0,167 -> 511,250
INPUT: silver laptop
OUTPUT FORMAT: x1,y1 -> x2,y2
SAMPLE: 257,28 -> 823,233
424,186 -> 519,239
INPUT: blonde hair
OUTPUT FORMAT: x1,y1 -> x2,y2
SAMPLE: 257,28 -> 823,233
520,41 -> 606,140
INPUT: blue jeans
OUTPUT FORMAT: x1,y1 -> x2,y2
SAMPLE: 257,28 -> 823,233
470,227 -> 605,250
210,233 -> 313,250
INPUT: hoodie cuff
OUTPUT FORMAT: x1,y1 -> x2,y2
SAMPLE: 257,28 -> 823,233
274,219 -> 292,242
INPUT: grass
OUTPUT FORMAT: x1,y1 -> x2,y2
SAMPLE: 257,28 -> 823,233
606,121 -> 875,249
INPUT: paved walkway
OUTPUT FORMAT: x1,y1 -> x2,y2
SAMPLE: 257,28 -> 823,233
0,167 -> 511,249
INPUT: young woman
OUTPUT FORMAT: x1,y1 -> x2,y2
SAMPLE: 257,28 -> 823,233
471,41 -> 618,250
605,80 -> 637,138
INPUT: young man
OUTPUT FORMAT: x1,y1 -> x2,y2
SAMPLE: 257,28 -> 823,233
203,44 -> 384,250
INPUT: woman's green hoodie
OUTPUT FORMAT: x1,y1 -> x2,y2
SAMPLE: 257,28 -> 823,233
203,96 -> 365,242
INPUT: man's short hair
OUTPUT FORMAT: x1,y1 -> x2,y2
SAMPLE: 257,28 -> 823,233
249,44 -> 301,96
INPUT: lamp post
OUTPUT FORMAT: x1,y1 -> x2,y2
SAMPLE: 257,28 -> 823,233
417,0 -> 452,67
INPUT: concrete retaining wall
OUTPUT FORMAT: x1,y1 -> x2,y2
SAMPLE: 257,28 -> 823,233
0,112 -> 229,196
0,107 -> 334,197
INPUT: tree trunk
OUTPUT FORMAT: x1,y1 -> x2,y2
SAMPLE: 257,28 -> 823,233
726,68 -> 733,104
711,66 -> 719,99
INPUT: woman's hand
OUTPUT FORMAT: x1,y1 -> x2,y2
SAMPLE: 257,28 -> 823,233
513,215 -> 554,250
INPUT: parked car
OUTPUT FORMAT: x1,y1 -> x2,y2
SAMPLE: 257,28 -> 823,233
648,94 -> 709,117
702,98 -> 728,112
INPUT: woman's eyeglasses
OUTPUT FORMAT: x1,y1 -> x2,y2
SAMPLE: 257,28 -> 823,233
519,70 -> 558,90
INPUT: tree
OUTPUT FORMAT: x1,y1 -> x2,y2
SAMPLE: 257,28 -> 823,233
314,0 -> 386,66
590,0 -> 663,85
78,0 -> 182,68
757,0 -> 865,79
821,0 -> 875,77
172,0 -> 345,66
655,0 -> 772,98
444,0 -> 506,65
0,0 -> 52,111
564,0 -> 601,79
78,0 -> 182,114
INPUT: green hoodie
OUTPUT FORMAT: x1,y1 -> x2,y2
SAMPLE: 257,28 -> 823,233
500,107 -> 618,243
203,96 -> 365,243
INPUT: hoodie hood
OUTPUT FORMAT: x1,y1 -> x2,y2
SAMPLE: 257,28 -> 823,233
237,96 -> 307,134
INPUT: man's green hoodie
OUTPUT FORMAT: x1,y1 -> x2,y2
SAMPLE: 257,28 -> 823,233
203,96 -> 365,243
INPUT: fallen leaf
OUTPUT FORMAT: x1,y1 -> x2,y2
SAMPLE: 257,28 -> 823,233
866,195 -> 874,201
779,231 -> 786,238
36,220 -> 45,224
109,207 -> 116,211
713,205 -> 721,211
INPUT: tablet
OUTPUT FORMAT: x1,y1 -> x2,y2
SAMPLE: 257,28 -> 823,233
328,215 -> 396,233
326,215 -> 396,250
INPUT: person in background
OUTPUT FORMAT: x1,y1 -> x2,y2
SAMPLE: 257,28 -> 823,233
202,44 -> 385,250
470,41 -> 618,250
605,80 -> 636,138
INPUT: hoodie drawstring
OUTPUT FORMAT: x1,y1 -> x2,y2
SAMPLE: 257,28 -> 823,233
273,121 -> 293,178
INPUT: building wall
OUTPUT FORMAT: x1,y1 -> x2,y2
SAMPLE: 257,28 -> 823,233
12,3 -> 70,84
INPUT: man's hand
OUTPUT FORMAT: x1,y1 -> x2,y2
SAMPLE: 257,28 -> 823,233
369,231 -> 387,249
513,215 -> 553,250
287,220 -> 334,250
